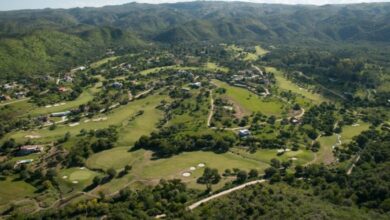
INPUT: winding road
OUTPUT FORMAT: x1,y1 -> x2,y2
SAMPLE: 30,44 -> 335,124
187,179 -> 266,210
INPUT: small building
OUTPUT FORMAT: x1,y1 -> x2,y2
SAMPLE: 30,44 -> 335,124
15,159 -> 34,167
58,87 -> 68,93
18,145 -> 43,155
239,129 -> 251,137
0,95 -> 11,101
14,92 -> 26,99
51,111 -> 71,117
290,117 -> 300,125
189,82 -> 201,89
111,82 -> 123,89
64,75 -> 74,83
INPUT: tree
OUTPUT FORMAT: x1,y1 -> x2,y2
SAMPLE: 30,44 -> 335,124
107,168 -> 117,179
93,176 -> 102,186
248,169 -> 258,179
236,170 -> 248,183
197,167 -> 221,188
293,103 -> 301,111
264,167 -> 277,179
270,158 -> 281,168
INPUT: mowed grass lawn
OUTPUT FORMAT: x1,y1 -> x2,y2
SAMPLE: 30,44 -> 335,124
212,79 -> 285,116
28,82 -> 102,116
58,168 -> 99,191
140,63 -> 229,76
340,121 -> 370,144
266,67 -> 327,104
0,178 -> 37,205
5,94 -> 167,144
244,45 -> 269,61
90,56 -> 120,68
138,151 -> 268,182
86,147 -> 145,171
230,148 -> 315,166
317,135 -> 338,164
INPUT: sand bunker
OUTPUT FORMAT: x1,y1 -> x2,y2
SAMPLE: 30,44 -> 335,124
62,176 -> 68,179
92,117 -> 108,122
69,122 -> 80,127
72,181 -> 79,184
190,166 -> 196,171
25,135 -> 41,139
198,163 -> 205,168
182,172 -> 191,177
290,157 -> 298,161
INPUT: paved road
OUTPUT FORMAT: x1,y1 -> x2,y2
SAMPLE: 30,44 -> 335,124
187,179 -> 266,210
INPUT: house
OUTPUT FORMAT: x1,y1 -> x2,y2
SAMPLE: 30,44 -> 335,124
15,159 -> 34,167
0,95 -> 11,101
239,129 -> 251,137
111,82 -> 123,89
14,92 -> 26,99
51,111 -> 71,117
58,87 -> 68,92
290,117 -> 300,125
18,145 -> 43,155
3,83 -> 16,90
64,75 -> 74,83
189,82 -> 201,89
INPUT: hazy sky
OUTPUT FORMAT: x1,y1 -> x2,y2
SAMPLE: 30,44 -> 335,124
0,0 -> 388,11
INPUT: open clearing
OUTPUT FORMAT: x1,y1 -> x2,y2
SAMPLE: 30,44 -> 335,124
212,79 -> 285,116
230,148 -> 315,166
28,82 -> 102,116
86,147 -> 144,170
266,67 -> 327,104
340,121 -> 370,144
0,178 -> 36,205
4,94 -> 166,144
90,56 -> 120,68
140,63 -> 229,75
244,45 -> 269,61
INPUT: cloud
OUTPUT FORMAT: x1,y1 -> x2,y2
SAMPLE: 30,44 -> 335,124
0,0 -> 388,11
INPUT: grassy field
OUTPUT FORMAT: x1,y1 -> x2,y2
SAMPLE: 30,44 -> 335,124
90,56 -> 120,68
58,168 -> 99,191
266,67 -> 327,104
244,45 -> 269,61
204,62 -> 229,73
137,150 -> 268,187
340,121 -> 370,144
28,82 -> 102,116
230,148 -> 315,166
3,94 -> 167,144
116,95 -> 166,146
140,64 -> 229,75
86,147 -> 145,170
212,79 -> 285,116
316,135 -> 338,164
0,177 -> 37,205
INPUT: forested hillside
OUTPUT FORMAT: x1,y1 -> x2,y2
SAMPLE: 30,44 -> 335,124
0,2 -> 389,80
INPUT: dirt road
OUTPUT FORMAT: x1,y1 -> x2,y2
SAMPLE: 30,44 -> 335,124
187,179 -> 266,210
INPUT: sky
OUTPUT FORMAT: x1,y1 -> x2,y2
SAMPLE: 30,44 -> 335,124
0,0 -> 388,11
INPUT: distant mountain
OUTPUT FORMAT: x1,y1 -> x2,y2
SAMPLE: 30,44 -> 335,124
0,1 -> 389,79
